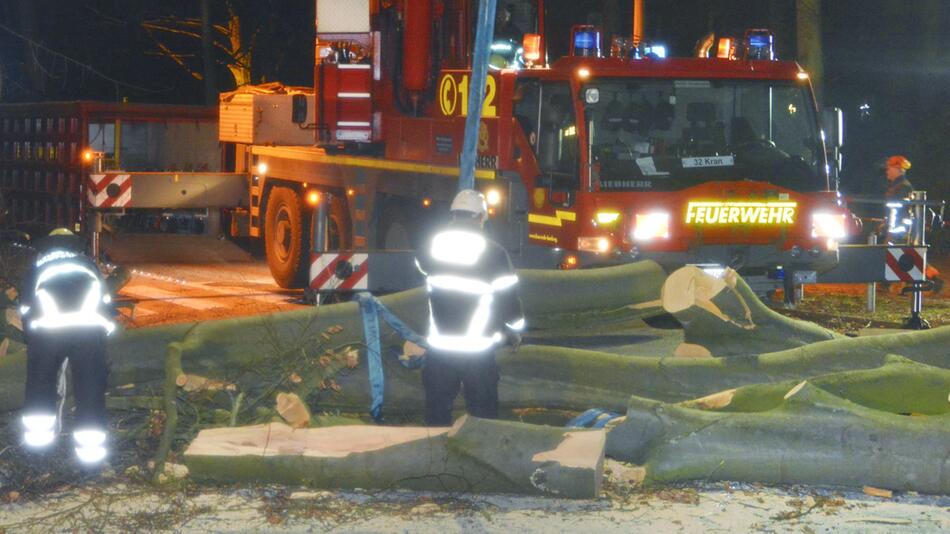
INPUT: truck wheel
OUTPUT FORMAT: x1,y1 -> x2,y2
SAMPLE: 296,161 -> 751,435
265,186 -> 311,288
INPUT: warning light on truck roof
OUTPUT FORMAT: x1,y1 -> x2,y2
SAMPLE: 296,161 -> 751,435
523,34 -> 541,63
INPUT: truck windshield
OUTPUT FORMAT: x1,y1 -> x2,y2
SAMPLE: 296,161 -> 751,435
584,79 -> 827,192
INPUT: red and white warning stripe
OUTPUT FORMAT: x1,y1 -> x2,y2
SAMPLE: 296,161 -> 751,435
884,247 -> 927,282
309,252 -> 369,291
87,173 -> 132,208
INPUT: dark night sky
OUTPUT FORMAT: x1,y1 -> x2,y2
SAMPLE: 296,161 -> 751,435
2,0 -> 949,196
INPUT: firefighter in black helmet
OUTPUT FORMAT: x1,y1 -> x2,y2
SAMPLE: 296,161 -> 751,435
19,228 -> 114,465
414,190 -> 525,426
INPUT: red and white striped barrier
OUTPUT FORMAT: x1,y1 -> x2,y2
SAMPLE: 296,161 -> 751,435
87,173 -> 132,208
309,252 -> 369,291
884,247 -> 927,282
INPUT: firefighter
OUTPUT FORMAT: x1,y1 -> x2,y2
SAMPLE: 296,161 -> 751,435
884,155 -> 914,202
19,228 -> 115,465
414,190 -> 525,426
878,155 -> 914,243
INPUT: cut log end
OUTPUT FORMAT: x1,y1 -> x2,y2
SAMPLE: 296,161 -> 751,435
661,266 -> 727,315
673,343 -> 713,359
684,388 -> 737,410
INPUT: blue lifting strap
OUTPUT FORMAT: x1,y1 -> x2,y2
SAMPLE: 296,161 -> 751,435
355,293 -> 428,422
566,408 -> 622,429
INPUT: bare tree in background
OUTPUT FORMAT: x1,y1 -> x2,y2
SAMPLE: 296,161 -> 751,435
142,1 -> 253,92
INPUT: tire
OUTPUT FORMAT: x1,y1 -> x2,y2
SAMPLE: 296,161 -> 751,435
264,186 -> 311,288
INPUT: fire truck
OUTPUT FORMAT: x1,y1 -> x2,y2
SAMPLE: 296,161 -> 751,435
224,0 -> 853,296
6,1 -> 874,301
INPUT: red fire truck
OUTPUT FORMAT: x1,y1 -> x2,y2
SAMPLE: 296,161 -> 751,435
7,1 -> 867,301
228,0 -> 853,295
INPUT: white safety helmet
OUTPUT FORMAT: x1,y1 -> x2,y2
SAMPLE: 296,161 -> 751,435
450,189 -> 488,223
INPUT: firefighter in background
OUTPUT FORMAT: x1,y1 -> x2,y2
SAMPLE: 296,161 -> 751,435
879,155 -> 915,243
414,190 -> 525,426
19,228 -> 115,465
884,155 -> 914,202
878,155 -> 942,292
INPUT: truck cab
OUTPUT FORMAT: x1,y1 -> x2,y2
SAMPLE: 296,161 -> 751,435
509,52 -> 852,278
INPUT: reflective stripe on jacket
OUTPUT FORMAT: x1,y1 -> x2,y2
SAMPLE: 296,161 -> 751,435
416,228 -> 524,353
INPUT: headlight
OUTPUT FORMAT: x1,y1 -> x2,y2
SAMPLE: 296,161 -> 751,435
486,189 -> 502,206
577,236 -> 611,253
812,212 -> 846,239
633,212 -> 670,241
595,211 -> 621,225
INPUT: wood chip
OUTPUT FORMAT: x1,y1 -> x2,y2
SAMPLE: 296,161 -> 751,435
289,372 -> 302,384
344,348 -> 359,369
862,486 -> 893,499
783,380 -> 808,400
275,392 -> 311,428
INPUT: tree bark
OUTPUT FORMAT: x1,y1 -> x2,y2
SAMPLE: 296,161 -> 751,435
607,383 -> 950,493
680,356 -> 950,415
184,415 -> 605,499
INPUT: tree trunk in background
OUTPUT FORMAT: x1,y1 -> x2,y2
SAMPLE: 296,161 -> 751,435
767,0 -> 795,61
915,0 -> 942,114
795,0 -> 824,103
200,0 -> 218,105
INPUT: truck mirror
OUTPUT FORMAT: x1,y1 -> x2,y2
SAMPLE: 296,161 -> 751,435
292,94 -> 308,124
821,107 -> 843,149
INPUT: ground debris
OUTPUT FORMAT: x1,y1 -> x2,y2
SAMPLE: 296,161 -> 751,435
863,485 -> 893,499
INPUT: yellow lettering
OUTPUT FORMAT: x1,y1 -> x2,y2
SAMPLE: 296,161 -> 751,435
684,201 -> 797,226
782,207 -> 795,224
727,207 -> 739,223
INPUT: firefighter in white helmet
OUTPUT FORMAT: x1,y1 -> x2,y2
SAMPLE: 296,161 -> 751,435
414,189 -> 525,426
19,228 -> 114,466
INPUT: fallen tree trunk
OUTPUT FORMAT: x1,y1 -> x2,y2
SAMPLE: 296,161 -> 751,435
184,415 -> 605,499
679,356 -> 950,415
606,383 -> 950,494
662,266 -> 840,357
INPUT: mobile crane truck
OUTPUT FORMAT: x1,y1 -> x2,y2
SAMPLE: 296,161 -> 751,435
11,0 -> 931,308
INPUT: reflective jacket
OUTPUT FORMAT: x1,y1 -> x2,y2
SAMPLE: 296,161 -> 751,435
415,227 -> 525,353
20,248 -> 115,335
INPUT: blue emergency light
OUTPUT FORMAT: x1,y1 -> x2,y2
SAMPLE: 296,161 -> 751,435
643,44 -> 667,59
745,29 -> 774,60
571,26 -> 602,57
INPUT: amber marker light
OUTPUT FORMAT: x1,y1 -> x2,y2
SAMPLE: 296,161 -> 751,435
82,149 -> 94,163
523,34 -> 542,63
347,188 -> 356,196
307,191 -> 321,206
577,67 -> 591,79
422,197 -> 432,208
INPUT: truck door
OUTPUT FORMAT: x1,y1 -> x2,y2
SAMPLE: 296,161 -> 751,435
536,82 -> 579,208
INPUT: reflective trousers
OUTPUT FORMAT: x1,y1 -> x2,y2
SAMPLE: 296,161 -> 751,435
422,349 -> 499,427
24,327 -> 108,429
